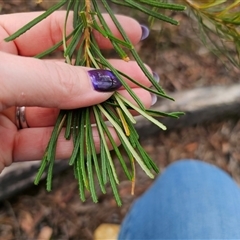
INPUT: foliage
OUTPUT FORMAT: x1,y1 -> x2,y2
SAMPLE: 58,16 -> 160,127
6,0 -> 240,205
5,0 -> 185,205
182,0 -> 240,67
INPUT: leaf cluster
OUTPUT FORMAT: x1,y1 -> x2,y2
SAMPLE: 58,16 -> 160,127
5,0 -> 185,205
182,0 -> 240,68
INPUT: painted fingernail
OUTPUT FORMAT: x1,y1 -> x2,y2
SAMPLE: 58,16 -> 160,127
140,25 -> 149,41
88,69 -> 122,92
151,94 -> 157,106
153,72 -> 160,83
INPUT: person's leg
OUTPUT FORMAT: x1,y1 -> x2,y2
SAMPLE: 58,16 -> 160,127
118,159 -> 240,239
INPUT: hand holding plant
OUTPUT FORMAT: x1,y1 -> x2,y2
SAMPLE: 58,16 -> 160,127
2,0 -> 186,205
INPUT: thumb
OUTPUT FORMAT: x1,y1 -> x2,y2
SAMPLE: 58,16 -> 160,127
0,52 -> 121,110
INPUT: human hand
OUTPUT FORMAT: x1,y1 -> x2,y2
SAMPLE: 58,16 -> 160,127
0,11 -> 156,173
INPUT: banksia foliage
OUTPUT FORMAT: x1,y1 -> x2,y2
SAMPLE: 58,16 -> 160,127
6,0 -> 240,205
5,0 -> 185,205
182,0 -> 240,67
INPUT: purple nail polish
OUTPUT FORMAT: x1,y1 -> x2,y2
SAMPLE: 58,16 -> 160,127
88,69 -> 122,92
153,72 -> 160,83
140,25 -> 149,41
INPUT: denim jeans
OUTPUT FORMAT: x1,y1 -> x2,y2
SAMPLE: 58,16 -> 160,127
118,160 -> 240,239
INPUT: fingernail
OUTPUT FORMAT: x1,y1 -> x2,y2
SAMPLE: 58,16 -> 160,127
151,93 -> 157,106
153,72 -> 160,83
88,69 -> 122,92
140,25 -> 149,41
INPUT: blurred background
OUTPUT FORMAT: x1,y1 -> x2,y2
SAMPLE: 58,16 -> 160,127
1,1 -> 240,239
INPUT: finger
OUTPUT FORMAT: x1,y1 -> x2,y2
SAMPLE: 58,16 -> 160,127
13,126 -> 120,162
109,59 -> 153,88
45,59 -> 154,89
0,50 -> 155,109
0,51 -> 114,110
0,11 -> 143,56
26,107 -> 59,127
26,88 -> 152,127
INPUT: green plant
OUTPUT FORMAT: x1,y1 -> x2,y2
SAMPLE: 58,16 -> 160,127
6,0 -> 185,206
5,0 -> 240,206
181,0 -> 240,67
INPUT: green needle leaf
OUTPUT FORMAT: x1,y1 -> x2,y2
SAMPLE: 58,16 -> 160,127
6,0 -> 187,204
125,0 -> 179,25
116,93 -> 167,131
5,0 -> 67,42
94,106 -> 120,184
34,154 -> 48,185
94,106 -> 132,180
98,104 -> 154,179
76,158 -> 86,202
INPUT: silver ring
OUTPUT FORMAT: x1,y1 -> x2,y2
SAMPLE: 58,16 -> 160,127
16,106 -> 28,129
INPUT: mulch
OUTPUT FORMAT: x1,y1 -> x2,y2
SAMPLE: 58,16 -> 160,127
1,1 -> 240,239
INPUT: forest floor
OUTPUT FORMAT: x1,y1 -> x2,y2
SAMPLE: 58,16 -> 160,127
1,1 -> 240,239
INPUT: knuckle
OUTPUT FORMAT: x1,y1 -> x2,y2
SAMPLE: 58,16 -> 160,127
55,65 -> 76,95
46,62 -> 78,107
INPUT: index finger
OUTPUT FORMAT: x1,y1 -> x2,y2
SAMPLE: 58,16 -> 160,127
0,11 -> 143,56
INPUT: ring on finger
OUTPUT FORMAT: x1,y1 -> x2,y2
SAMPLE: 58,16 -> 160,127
16,106 -> 29,129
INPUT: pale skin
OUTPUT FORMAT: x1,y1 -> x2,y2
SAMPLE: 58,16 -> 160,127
0,11 -> 153,173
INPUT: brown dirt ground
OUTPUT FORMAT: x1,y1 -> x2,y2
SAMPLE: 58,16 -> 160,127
1,1 -> 240,239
